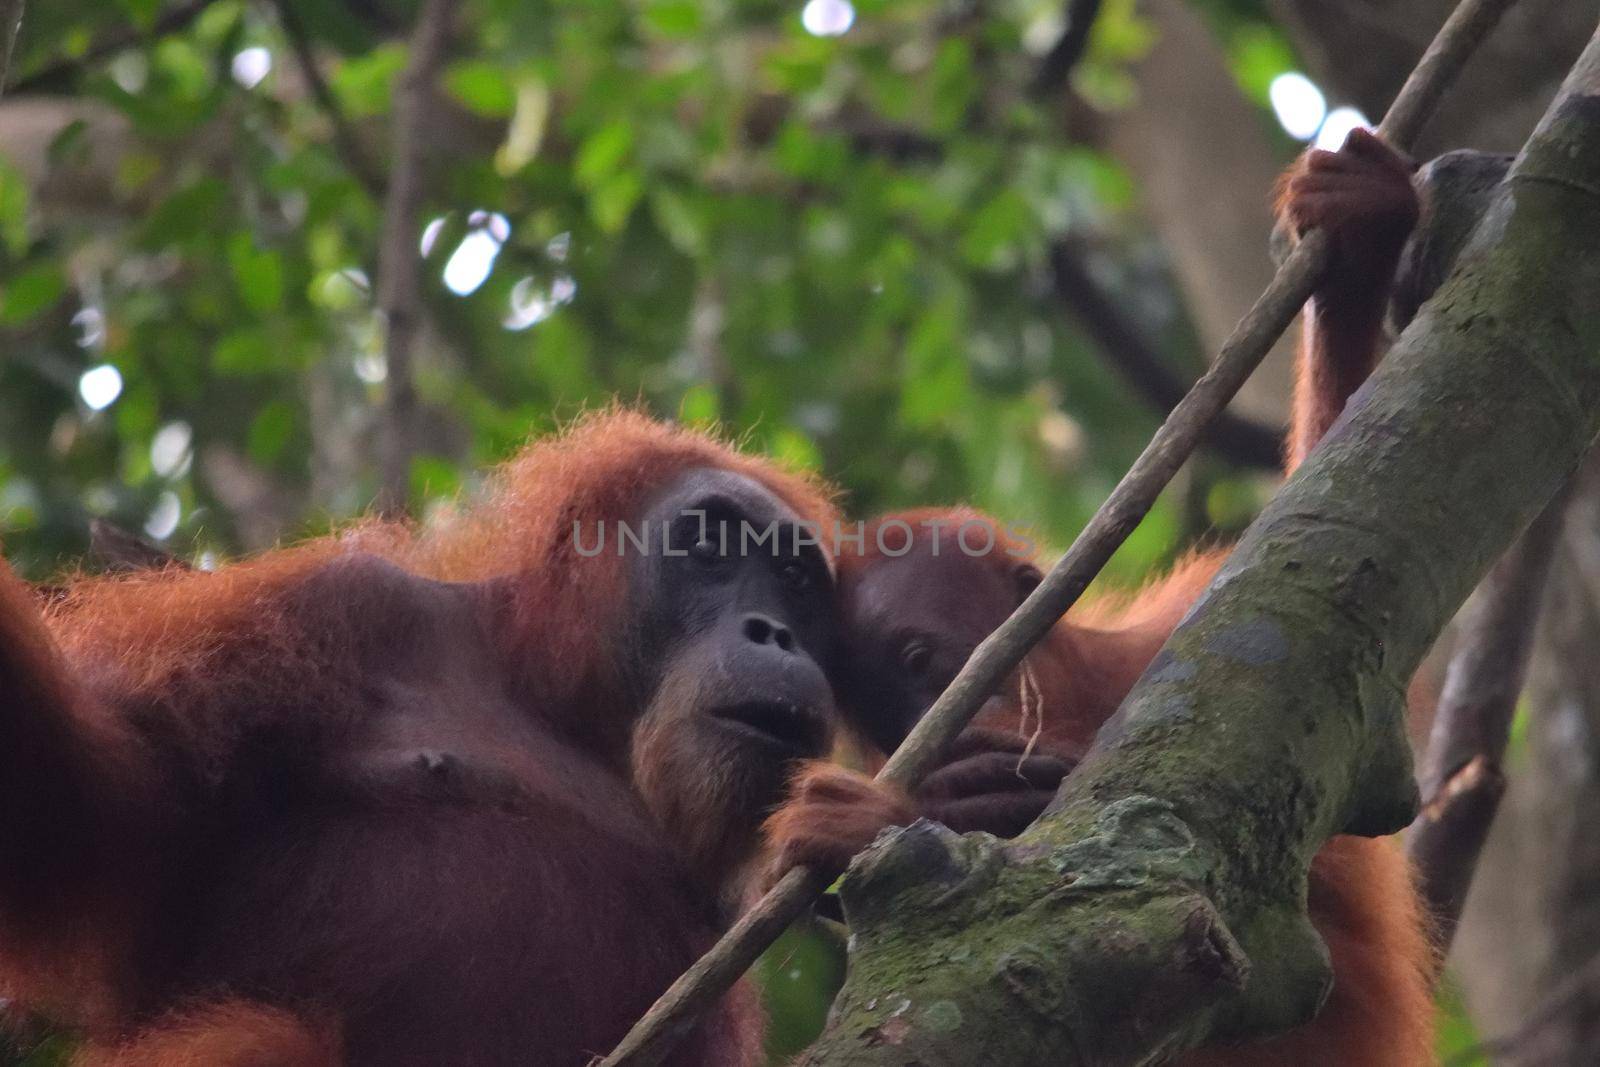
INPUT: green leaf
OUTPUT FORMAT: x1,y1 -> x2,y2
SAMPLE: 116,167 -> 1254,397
1103,497 -> 1180,579
1091,0 -> 1157,63
929,38 -> 976,133
772,122 -> 847,183
142,178 -> 229,246
769,427 -> 822,472
247,401 -> 296,465
445,60 -> 517,118
900,303 -> 970,428
527,312 -> 596,396
212,328 -> 277,376
650,187 -> 705,257
757,921 -> 846,1062
1229,24 -> 1299,105
410,455 -> 463,501
152,38 -> 213,99
46,120 -> 91,168
575,120 -> 634,189
678,383 -> 720,425
117,0 -> 163,30
0,265 -> 65,325
642,0 -> 703,37
1434,974 -> 1485,1064
0,157 -> 32,257
228,234 -> 285,314
589,171 -> 643,233
331,45 -> 407,119
116,151 -> 163,197
959,189 -> 1035,270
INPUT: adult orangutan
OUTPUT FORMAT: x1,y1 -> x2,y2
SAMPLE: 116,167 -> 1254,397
0,412 -> 845,1066
770,130 -> 1440,1065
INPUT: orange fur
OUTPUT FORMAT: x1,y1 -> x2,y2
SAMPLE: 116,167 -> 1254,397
77,1001 -> 341,1067
810,535 -> 1439,1065
776,132 -> 1436,1063
1182,837 -> 1435,1067
1276,128 -> 1420,470
5,410 -> 840,1066
46,410 -> 835,733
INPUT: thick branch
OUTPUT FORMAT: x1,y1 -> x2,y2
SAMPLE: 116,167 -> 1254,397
374,0 -> 451,518
1408,484 -> 1571,956
802,17 -> 1600,1064
597,3 -> 1518,1064
1029,0 -> 1105,99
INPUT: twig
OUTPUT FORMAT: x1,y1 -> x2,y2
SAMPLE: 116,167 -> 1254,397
374,0 -> 452,518
10,0 -> 214,96
1047,241 -> 1283,470
598,1 -> 1520,1063
88,519 -> 192,573
0,0 -> 22,96
1408,484 -> 1571,958
1030,0 -> 1104,98
274,0 -> 386,198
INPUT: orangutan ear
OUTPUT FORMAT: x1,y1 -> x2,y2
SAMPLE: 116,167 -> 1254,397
1012,563 -> 1043,603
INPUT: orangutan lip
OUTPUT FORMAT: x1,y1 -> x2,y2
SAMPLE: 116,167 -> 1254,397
713,700 -> 826,755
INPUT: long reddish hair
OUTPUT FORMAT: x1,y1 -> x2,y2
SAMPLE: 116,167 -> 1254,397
44,410 -> 839,719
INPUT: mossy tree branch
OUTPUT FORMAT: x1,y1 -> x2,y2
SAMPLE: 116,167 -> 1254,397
800,26 -> 1600,1067
600,4 -> 1517,1065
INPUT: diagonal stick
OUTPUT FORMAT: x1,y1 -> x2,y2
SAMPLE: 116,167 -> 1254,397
599,1 -> 1522,1063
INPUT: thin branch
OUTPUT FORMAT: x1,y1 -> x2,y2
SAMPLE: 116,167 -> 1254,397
1408,482 -> 1571,958
1048,241 -> 1283,470
374,0 -> 451,519
599,1 -> 1519,1063
274,0 -> 386,198
0,0 -> 23,96
340,0 -> 406,37
1030,0 -> 1104,98
88,519 -> 191,573
9,0 -> 215,96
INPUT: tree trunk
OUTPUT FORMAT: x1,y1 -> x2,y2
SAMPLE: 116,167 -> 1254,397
1272,3 -> 1600,1053
1102,0 -> 1297,423
798,28 -> 1600,1066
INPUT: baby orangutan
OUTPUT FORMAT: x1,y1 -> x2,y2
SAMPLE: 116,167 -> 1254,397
768,129 -> 1437,1066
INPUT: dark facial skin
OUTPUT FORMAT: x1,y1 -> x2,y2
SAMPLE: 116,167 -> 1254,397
765,537 -> 1065,888
626,469 -> 842,871
839,541 -> 1039,754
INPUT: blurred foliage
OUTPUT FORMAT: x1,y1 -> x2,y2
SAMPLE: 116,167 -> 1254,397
0,0 -> 1300,585
0,0 -> 1473,1063
757,915 -> 848,1062
1437,973 -> 1488,1065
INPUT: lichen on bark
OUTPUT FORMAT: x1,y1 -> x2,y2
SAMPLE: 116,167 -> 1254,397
800,40 -> 1600,1067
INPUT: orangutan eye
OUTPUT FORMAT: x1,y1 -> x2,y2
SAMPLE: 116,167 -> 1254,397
779,562 -> 810,591
690,536 -> 720,562
900,643 -> 931,675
